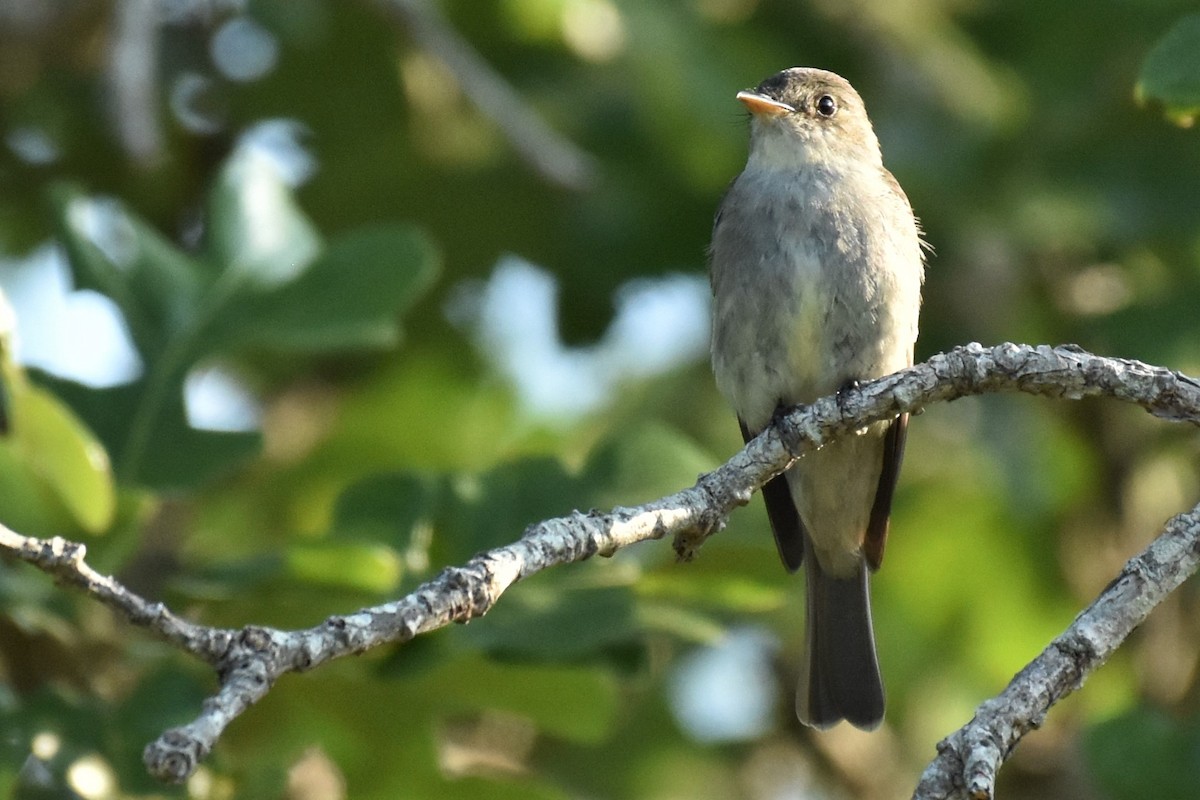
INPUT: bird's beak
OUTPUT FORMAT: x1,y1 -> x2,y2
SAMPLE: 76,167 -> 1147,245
736,90 -> 793,117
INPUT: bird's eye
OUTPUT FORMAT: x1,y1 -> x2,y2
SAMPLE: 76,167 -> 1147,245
816,95 -> 837,117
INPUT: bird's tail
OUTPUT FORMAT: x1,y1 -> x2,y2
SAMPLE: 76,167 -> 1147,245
796,550 -> 885,730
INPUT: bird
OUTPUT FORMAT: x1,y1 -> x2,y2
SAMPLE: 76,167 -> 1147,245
708,67 -> 925,729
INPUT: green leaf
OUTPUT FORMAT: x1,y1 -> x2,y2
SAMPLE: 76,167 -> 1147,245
0,348 -> 115,534
205,149 -> 322,290
135,423 -> 260,492
1137,13 -> 1200,126
51,374 -> 260,490
224,224 -> 439,353
314,352 -> 519,476
333,470 -> 441,548
50,185 -> 205,360
8,382 -> 115,534
62,374 -> 259,489
637,562 -> 785,615
48,182 -> 271,488
634,600 -> 726,643
439,457 -> 585,564
581,421 -> 715,508
283,541 -> 403,594
48,162 -> 437,490
0,442 -> 74,536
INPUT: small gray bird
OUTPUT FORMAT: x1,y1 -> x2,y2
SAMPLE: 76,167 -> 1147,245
709,67 -> 925,729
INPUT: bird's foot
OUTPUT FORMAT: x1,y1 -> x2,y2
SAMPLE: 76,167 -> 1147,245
836,380 -> 871,435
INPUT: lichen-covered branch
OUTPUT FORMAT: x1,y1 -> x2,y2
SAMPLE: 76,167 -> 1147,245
0,529 -> 231,665
2,343 -> 1198,786
911,504 -> 1200,800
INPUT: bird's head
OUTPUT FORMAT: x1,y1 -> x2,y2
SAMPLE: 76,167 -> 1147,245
738,67 -> 883,171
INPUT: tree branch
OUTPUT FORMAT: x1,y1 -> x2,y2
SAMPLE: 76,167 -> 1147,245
0,529 -> 231,665
376,0 -> 597,190
2,343 -> 1198,787
108,0 -> 164,166
911,503 -> 1200,800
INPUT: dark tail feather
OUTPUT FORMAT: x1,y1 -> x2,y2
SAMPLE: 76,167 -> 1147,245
796,550 -> 884,730
738,417 -> 805,572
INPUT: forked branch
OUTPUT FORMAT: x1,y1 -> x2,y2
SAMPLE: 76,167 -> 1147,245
2,343 -> 1197,791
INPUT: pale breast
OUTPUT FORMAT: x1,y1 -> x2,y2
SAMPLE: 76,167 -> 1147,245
709,163 -> 921,431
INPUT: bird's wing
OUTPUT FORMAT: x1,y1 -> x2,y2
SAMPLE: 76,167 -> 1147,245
740,417 -> 806,572
863,411 -> 907,571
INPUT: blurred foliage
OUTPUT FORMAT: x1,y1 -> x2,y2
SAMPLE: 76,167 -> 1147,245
1137,13 -> 1200,127
1,1 -> 1199,799
1084,708 -> 1200,800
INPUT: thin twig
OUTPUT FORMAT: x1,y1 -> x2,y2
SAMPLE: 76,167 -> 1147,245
0,529 -> 231,664
911,504 -> 1200,800
109,0 -> 164,166
2,343 -> 1197,786
377,0 -> 597,190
